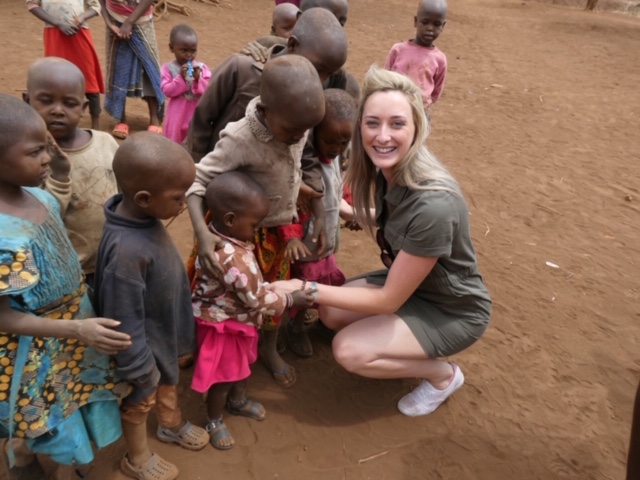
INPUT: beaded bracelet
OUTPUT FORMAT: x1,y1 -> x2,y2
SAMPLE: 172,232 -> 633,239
309,281 -> 319,301
285,292 -> 293,308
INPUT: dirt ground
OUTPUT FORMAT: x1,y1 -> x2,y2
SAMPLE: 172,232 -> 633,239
1,0 -> 639,478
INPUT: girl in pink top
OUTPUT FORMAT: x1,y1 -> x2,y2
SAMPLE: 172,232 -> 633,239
161,24 -> 211,144
385,0 -> 448,109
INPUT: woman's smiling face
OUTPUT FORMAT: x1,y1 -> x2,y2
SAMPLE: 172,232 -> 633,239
360,90 -> 416,180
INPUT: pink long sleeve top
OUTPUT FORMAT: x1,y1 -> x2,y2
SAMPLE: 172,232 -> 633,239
161,60 -> 212,144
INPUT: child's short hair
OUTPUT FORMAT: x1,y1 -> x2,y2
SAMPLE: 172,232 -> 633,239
324,88 -> 357,124
169,24 -> 197,44
0,94 -> 43,154
206,171 -> 268,220
27,57 -> 86,95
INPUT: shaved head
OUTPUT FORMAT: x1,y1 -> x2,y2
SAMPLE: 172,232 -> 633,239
206,171 -> 268,221
273,2 -> 300,23
300,0 -> 348,25
418,0 -> 447,16
113,132 -> 195,197
0,94 -> 44,155
27,57 -> 85,96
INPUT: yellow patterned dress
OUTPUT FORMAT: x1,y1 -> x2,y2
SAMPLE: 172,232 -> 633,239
0,188 -> 129,465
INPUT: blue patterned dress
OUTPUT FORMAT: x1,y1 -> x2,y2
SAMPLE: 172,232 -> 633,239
0,188 -> 129,465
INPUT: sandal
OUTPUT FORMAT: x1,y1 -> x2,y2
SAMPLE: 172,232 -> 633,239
205,417 -> 234,450
157,420 -> 209,451
120,452 -> 178,480
287,321 -> 313,358
147,125 -> 163,134
226,397 -> 266,421
112,123 -> 129,139
259,349 -> 297,388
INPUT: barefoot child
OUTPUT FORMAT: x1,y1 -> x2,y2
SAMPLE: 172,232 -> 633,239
24,58 -> 119,283
27,0 -> 105,129
191,172 -> 315,450
161,24 -> 211,145
187,55 -> 326,388
98,0 -> 164,138
0,95 -> 131,477
95,133 -> 208,479
385,0 -> 448,109
271,2 -> 300,39
285,89 -> 357,357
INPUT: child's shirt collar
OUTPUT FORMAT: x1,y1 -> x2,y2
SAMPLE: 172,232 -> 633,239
246,96 -> 274,143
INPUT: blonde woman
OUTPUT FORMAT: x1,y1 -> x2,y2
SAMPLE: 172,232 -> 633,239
270,66 -> 491,416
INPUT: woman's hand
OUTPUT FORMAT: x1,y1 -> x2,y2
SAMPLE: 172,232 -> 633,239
267,278 -> 303,295
196,229 -> 224,277
76,318 -> 132,355
285,238 -> 311,264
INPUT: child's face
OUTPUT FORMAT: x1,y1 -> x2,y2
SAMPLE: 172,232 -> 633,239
414,7 -> 446,48
169,35 -> 198,65
0,120 -> 51,189
273,14 -> 298,39
26,79 -> 87,142
144,166 -> 195,220
226,197 -> 270,243
314,117 -> 353,159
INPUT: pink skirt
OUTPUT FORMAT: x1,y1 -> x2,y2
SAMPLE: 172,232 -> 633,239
191,317 -> 258,393
290,254 -> 346,316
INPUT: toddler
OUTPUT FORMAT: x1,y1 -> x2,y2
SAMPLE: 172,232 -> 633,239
161,24 -> 211,144
98,0 -> 164,138
192,172 -> 314,450
27,0 -> 104,129
25,57 -> 119,283
0,95 -> 130,477
385,0 -> 448,109
271,2 -> 300,38
285,89 -> 357,357
187,55 -> 325,389
95,133 -> 208,480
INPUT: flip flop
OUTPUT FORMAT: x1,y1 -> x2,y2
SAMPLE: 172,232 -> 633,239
226,397 -> 266,421
147,125 -> 163,134
156,420 -> 209,451
259,349 -> 297,388
112,123 -> 129,139
120,452 -> 178,480
205,418 -> 234,450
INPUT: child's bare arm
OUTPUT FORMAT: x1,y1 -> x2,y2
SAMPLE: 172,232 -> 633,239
97,0 -> 120,36
0,297 -> 131,355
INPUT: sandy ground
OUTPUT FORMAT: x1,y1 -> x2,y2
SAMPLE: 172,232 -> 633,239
0,0 -> 639,478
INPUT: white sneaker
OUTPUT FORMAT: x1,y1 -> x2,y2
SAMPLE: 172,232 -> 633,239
397,363 -> 464,417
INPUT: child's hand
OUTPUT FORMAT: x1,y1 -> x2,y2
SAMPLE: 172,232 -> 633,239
291,288 -> 317,308
180,64 -> 189,79
241,41 -> 269,63
344,220 -> 362,231
197,230 -> 225,276
310,216 -> 326,256
47,135 -> 71,182
285,238 -> 311,264
76,318 -> 132,355
56,19 -> 79,35
118,20 -> 133,40
193,66 -> 201,81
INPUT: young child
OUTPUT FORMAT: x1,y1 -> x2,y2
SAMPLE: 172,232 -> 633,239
161,24 -> 211,145
187,55 -> 326,389
0,95 -> 131,477
94,133 -> 208,479
191,172 -> 315,450
276,0 -> 300,6
385,0 -> 448,109
285,89 -> 357,357
271,2 -> 300,39
24,57 -> 119,283
98,0 -> 164,138
301,0 -> 347,26
27,0 -> 105,129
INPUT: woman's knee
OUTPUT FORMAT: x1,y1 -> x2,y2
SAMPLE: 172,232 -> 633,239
332,334 -> 369,373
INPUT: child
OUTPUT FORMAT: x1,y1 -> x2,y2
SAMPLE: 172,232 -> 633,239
187,55 -> 325,388
385,0 -> 447,109
27,0 -> 105,130
191,172 -> 315,450
94,133 -> 208,479
0,95 -> 131,477
98,0 -> 164,138
271,2 -> 300,39
301,0 -> 347,26
276,0 -> 300,6
285,89 -> 357,357
24,57 -> 119,283
161,24 -> 211,145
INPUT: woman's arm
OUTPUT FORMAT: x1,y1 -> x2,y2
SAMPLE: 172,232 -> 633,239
273,250 -> 437,314
0,296 -> 132,355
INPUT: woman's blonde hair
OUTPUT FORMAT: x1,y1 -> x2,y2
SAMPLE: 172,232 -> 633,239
345,66 -> 456,234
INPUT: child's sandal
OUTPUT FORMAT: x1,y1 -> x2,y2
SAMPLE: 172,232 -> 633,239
156,421 -> 209,451
119,452 -> 178,480
226,397 -> 266,421
205,417 -> 234,450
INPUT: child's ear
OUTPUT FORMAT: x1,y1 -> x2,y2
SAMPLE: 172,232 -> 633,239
223,211 -> 236,228
168,43 -> 174,52
22,92 -> 30,104
133,190 -> 152,208
286,35 -> 299,53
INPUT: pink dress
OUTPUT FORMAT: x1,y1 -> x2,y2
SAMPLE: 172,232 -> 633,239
385,40 -> 447,108
161,60 -> 211,144
191,229 -> 289,392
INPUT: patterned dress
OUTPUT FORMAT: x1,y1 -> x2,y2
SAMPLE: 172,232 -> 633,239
0,187 -> 129,465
